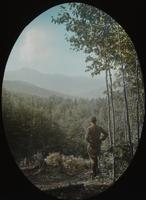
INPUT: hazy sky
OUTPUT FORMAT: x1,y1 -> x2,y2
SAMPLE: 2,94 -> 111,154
6,4 -> 104,78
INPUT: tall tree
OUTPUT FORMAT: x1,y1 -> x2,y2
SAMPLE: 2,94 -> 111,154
51,2 -> 139,180
121,64 -> 133,157
105,69 -> 112,146
136,58 -> 140,142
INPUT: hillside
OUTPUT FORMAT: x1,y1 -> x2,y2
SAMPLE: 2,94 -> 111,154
2,80 -> 75,99
4,68 -> 106,99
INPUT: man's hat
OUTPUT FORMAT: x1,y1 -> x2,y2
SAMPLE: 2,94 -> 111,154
91,116 -> 96,123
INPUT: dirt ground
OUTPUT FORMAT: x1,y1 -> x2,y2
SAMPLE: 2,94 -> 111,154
23,167 -> 112,200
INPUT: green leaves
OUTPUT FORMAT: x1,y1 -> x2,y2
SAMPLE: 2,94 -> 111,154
51,3 -> 137,78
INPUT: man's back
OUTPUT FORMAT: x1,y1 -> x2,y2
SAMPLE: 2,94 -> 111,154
86,123 -> 101,147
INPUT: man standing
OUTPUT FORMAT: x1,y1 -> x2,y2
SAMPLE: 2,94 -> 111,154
85,116 -> 108,179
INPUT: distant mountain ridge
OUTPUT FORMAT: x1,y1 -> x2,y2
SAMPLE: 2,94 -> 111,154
4,68 -> 106,99
3,80 -> 75,99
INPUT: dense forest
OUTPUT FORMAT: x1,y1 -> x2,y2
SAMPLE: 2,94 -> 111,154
2,89 -> 108,160
1,2 -> 145,199
2,74 -> 144,179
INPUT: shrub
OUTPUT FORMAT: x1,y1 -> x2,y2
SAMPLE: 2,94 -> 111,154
45,152 -> 89,175
45,152 -> 62,167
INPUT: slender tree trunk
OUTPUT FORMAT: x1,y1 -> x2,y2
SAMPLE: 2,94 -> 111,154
108,68 -> 116,182
108,68 -> 116,146
136,58 -> 140,142
105,69 -> 113,147
121,64 -> 133,157
124,110 -> 128,142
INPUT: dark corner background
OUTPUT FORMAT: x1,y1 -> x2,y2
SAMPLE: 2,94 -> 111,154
0,0 -> 145,200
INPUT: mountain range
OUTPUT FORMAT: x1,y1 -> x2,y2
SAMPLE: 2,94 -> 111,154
3,80 -> 75,99
3,68 -> 106,99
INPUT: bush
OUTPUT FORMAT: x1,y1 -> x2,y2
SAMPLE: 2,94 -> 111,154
45,152 -> 62,167
45,152 -> 89,175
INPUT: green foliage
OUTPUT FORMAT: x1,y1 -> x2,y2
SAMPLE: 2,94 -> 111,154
52,3 -> 137,76
2,90 -> 67,160
2,88 -> 142,163
51,3 -> 143,105
2,86 -> 144,183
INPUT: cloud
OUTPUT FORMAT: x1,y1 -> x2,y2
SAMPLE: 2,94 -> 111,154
6,21 -> 89,76
18,27 -> 56,65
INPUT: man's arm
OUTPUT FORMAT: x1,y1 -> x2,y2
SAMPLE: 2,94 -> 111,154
85,127 -> 91,143
100,127 -> 108,141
